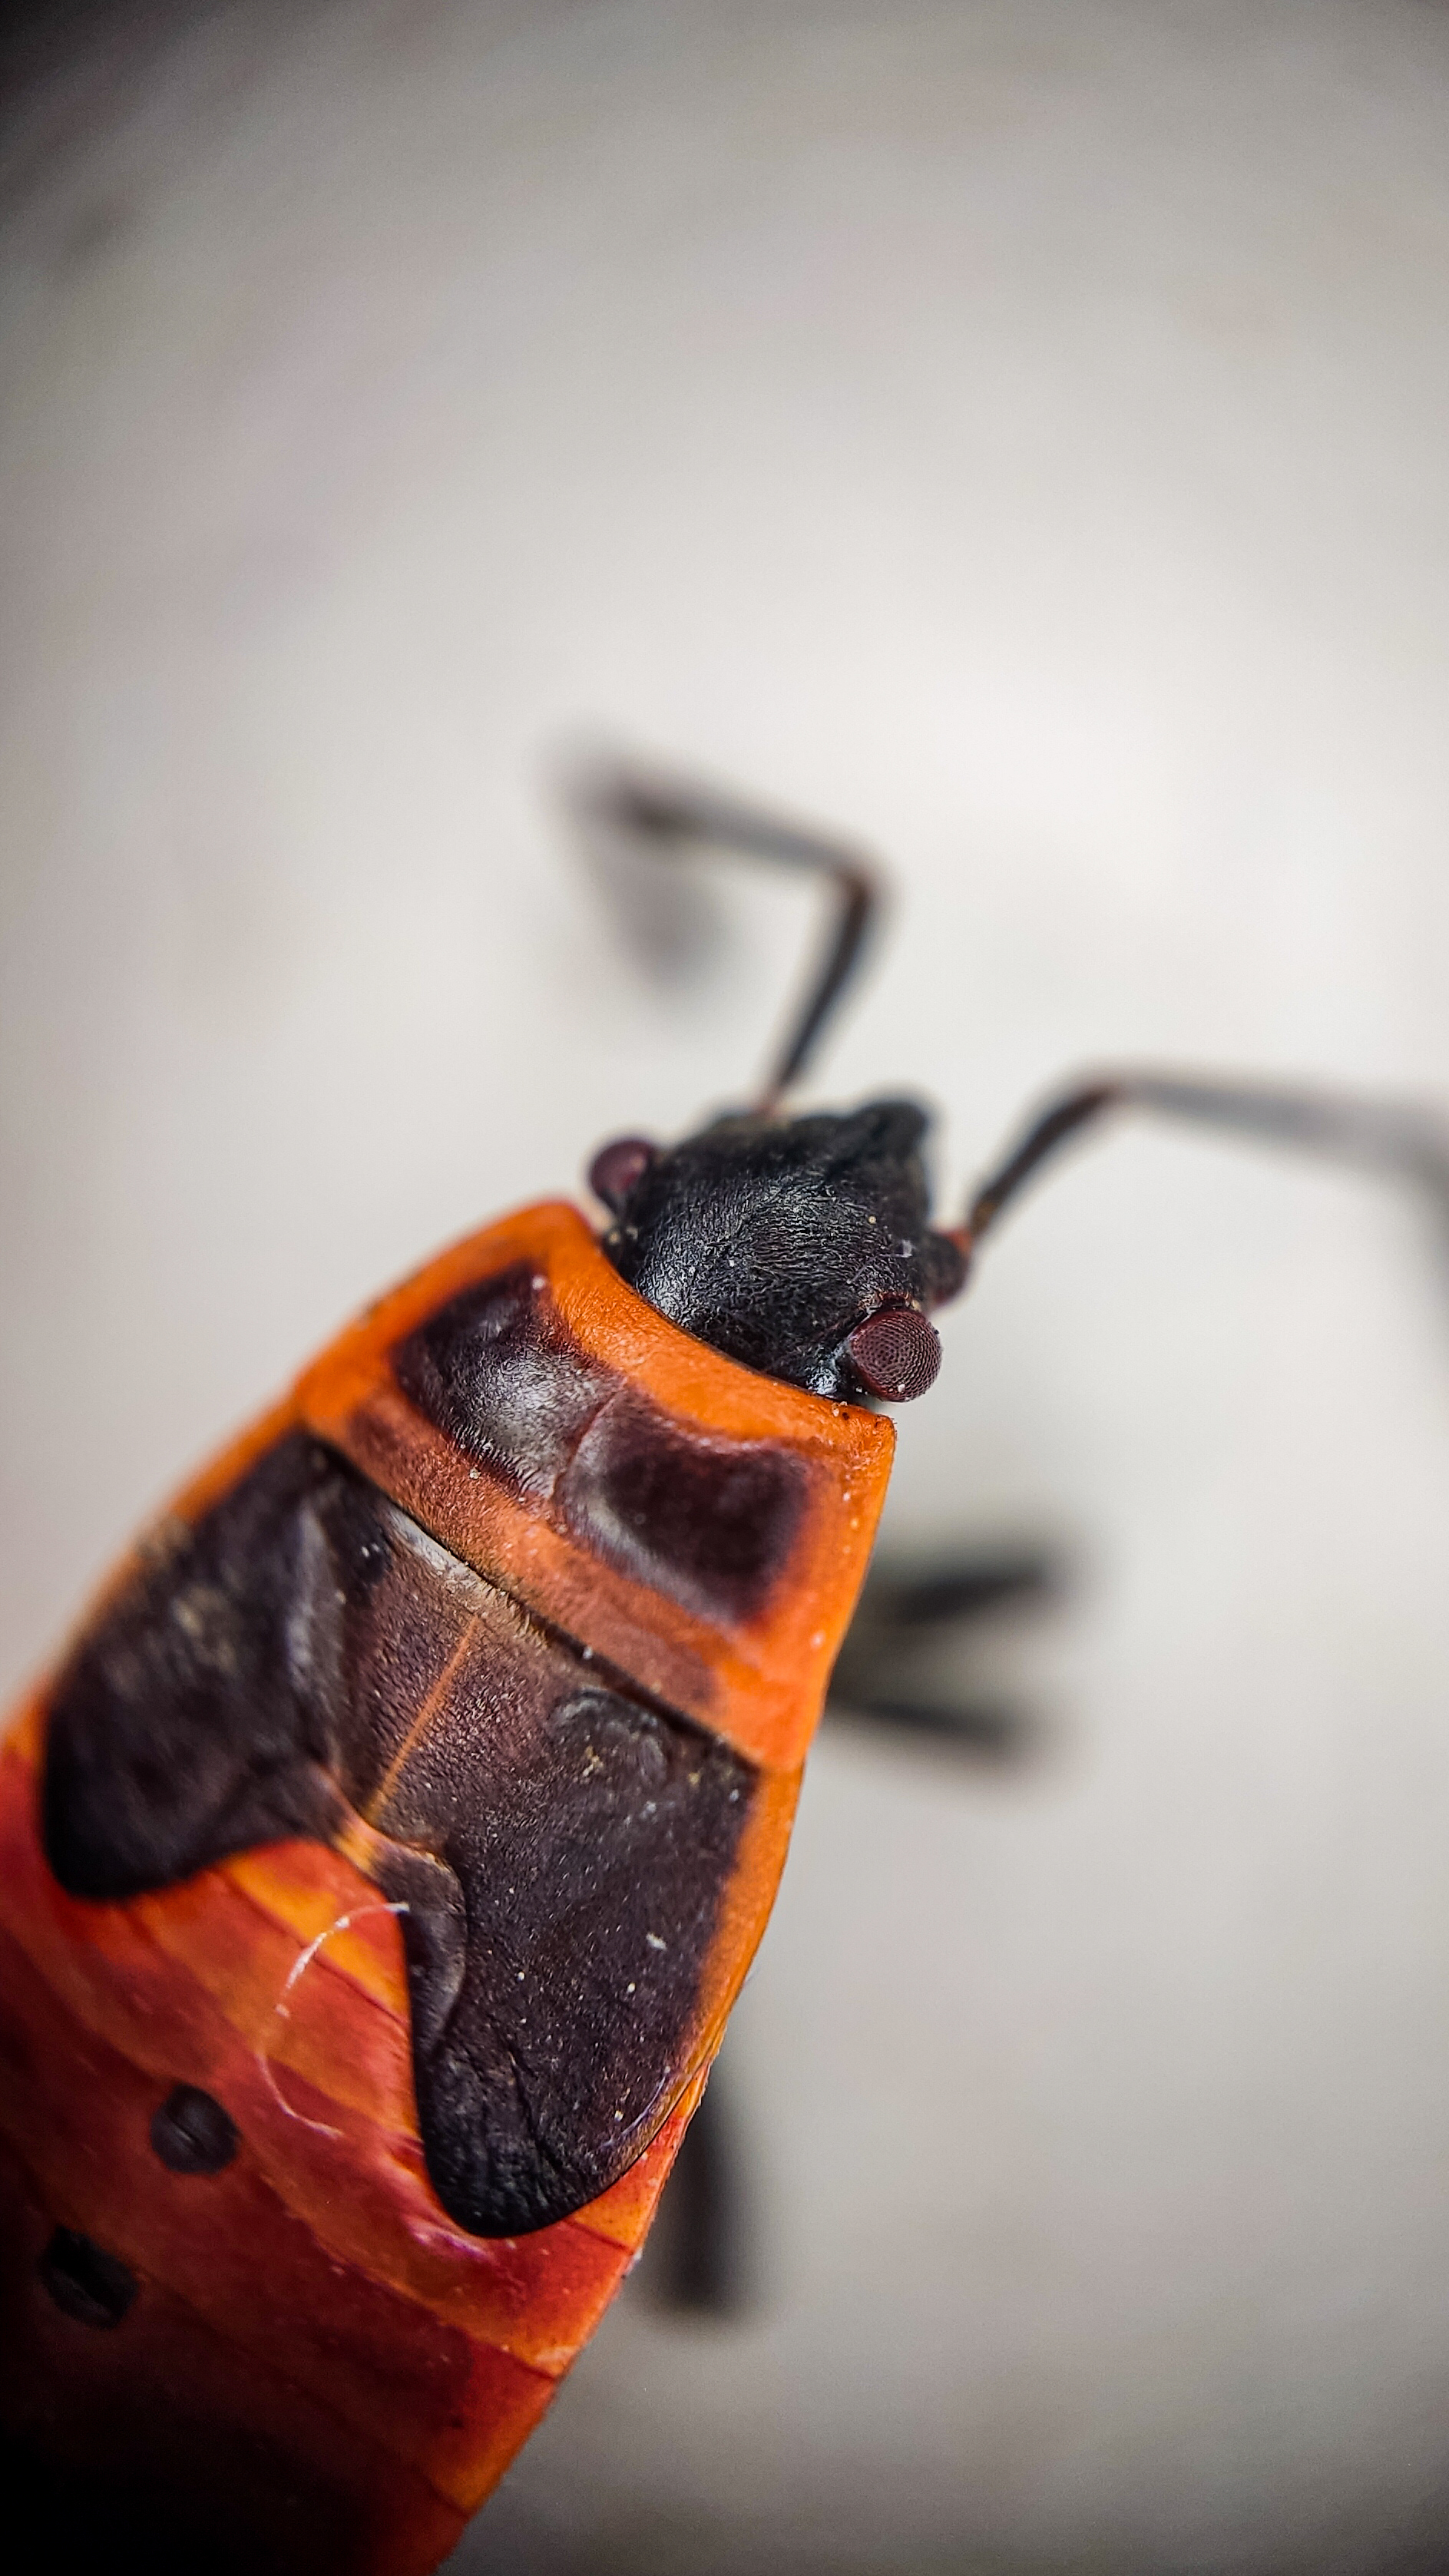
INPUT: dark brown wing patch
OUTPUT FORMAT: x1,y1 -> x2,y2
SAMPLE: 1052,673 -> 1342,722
41,1436 -> 357,1899
363,1556 -> 752,2232
41,1435 -> 754,2237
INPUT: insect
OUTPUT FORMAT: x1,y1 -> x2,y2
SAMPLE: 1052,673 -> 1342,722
3,766 -> 1446,2575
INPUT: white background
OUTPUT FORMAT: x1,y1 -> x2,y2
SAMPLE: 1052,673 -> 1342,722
4,4 -> 1449,2568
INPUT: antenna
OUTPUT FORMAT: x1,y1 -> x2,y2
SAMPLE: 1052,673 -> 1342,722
566,759 -> 882,1114
965,1070 -> 1449,1245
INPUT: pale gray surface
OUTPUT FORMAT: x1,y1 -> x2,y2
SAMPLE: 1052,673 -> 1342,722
4,4 -> 1449,2569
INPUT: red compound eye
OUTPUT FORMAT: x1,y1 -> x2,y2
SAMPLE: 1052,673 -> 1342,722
587,1136 -> 657,1213
844,1303 -> 941,1403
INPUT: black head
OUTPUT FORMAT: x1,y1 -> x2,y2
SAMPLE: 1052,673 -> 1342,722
588,1098 -> 968,1403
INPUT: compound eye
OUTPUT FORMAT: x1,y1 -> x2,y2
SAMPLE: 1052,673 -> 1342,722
844,1303 -> 941,1403
587,1136 -> 657,1214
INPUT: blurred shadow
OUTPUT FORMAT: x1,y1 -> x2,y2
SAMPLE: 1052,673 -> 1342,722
554,743 -> 733,988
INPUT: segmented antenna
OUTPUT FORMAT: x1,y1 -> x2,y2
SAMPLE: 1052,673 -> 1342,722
566,760 -> 882,1114
966,1070 -> 1449,1245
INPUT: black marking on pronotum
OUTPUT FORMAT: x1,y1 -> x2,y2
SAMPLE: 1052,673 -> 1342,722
150,2085 -> 239,2177
393,1263 -> 610,1503
39,2228 -> 138,2329
393,1262 -> 810,1623
42,1433 -> 756,2238
559,1399 -> 806,1625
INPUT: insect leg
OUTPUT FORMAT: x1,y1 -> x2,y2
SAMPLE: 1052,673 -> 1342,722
966,1073 -> 1449,1246
828,1548 -> 1064,1759
646,2062 -> 752,2316
563,759 -> 882,1110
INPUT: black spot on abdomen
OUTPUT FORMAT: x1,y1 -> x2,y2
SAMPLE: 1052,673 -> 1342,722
150,2086 -> 238,2176
39,2229 -> 137,2329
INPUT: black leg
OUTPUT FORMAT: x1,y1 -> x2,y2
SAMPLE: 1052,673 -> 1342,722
643,1551 -> 1066,2323
640,2065 -> 752,2318
561,756 -> 882,1112
827,1545 -> 1065,1760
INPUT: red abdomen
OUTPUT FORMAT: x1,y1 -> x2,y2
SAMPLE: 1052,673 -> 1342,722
0,1203 -> 892,2571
